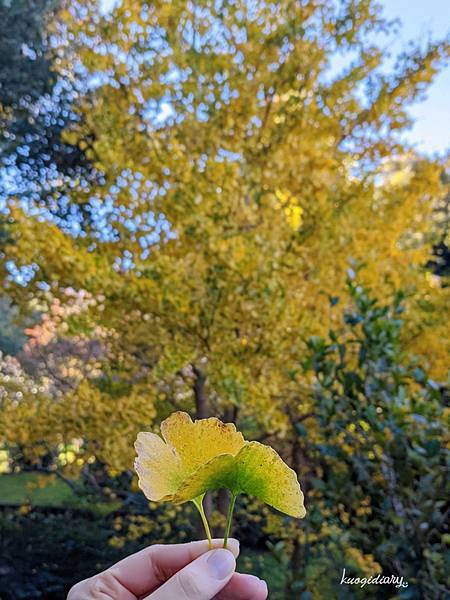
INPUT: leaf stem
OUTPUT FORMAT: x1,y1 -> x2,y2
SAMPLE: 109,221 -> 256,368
192,495 -> 213,549
223,492 -> 237,549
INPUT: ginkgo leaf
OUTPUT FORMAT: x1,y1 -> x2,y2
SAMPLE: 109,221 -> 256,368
134,411 -> 245,501
134,432 -> 184,501
135,413 -> 305,548
173,441 -> 306,518
160,410 -> 245,472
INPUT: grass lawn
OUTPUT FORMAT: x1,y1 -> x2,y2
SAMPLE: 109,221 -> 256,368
0,472 -> 77,506
0,472 -> 121,514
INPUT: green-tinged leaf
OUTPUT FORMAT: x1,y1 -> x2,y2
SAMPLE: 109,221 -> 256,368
172,441 -> 306,518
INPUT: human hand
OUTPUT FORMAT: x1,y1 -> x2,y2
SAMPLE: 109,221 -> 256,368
67,538 -> 268,599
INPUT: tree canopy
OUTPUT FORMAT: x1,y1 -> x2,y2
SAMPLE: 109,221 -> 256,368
2,1 -> 448,468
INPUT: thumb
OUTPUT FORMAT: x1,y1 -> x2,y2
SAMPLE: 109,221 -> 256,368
146,548 -> 236,600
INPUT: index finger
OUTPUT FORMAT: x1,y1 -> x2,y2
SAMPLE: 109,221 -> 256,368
106,538 -> 240,597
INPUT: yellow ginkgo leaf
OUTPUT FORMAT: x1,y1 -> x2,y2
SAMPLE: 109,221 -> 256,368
134,411 -> 245,501
160,410 -> 245,472
173,441 -> 306,518
134,432 -> 184,502
134,412 -> 305,548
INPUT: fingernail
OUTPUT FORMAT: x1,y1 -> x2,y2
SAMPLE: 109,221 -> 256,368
206,549 -> 235,579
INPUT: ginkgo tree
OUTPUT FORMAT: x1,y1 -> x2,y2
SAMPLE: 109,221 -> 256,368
1,0 -> 449,478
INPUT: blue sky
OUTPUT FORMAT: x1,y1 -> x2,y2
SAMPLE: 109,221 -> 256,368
381,0 -> 449,154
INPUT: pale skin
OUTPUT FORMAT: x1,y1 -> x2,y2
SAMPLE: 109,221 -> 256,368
67,539 -> 268,600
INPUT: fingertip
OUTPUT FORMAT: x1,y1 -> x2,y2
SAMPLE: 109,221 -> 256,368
257,578 -> 268,599
242,573 -> 268,598
217,572 -> 268,600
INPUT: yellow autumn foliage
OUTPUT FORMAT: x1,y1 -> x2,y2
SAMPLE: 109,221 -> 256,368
0,0 -> 448,475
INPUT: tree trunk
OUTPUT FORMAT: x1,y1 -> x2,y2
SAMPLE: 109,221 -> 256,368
192,363 -> 212,535
223,404 -> 238,423
286,437 -> 306,596
192,364 -> 207,419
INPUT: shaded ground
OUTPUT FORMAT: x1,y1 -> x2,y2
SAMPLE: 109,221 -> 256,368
0,474 -> 286,599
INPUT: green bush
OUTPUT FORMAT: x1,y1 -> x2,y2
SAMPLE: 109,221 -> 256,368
286,279 -> 448,598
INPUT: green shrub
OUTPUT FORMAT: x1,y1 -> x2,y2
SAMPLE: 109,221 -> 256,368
287,278 -> 448,598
